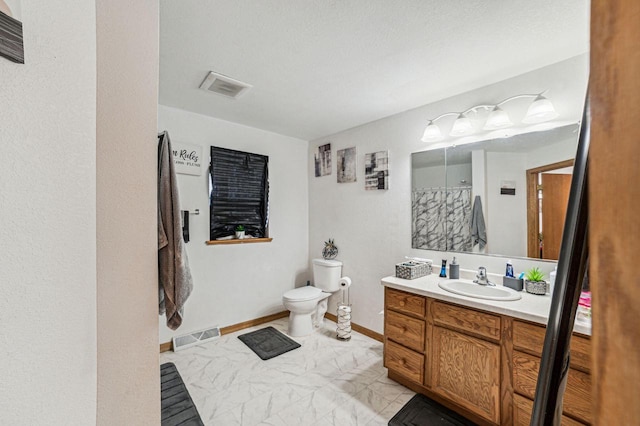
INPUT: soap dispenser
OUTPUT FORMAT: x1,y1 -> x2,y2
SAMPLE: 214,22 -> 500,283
449,257 -> 460,279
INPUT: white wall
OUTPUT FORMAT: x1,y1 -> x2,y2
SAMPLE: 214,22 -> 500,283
96,1 -> 160,424
158,105 -> 310,343
447,163 -> 473,187
412,163 -> 471,189
527,135 -> 578,169
0,2 -> 97,424
412,164 -> 446,188
308,55 -> 589,334
485,152 -> 528,257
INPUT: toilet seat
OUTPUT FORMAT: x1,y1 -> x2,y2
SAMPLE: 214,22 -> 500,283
283,286 -> 322,302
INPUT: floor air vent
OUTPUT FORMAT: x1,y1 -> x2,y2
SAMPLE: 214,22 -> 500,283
172,326 -> 221,351
199,71 -> 252,99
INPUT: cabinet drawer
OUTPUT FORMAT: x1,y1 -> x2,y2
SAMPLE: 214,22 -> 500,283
513,351 -> 592,424
513,394 -> 586,426
385,340 -> 424,384
431,300 -> 501,342
513,320 -> 591,373
385,287 -> 426,318
385,309 -> 425,353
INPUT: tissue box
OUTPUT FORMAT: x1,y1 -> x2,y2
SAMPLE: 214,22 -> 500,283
503,276 -> 524,291
395,261 -> 431,280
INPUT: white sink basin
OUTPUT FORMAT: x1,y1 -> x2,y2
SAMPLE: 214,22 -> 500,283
438,280 -> 522,301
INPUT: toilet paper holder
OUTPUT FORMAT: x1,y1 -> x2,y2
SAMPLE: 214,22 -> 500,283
337,276 -> 352,341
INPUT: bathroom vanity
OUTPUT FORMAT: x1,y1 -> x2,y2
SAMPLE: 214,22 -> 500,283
382,274 -> 592,426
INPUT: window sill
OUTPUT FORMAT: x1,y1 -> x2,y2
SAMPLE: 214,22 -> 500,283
206,237 -> 273,246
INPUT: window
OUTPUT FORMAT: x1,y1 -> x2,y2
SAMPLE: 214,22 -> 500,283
209,146 -> 269,240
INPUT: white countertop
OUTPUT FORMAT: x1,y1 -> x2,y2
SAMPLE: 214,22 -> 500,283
381,273 -> 591,336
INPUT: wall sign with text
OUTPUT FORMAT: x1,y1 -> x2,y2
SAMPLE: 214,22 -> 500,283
172,142 -> 202,176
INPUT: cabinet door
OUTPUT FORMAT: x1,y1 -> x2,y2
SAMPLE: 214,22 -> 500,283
513,394 -> 586,426
431,326 -> 500,424
513,351 -> 592,424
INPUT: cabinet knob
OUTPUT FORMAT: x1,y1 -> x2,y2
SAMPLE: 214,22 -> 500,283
399,300 -> 406,307
400,358 -> 406,366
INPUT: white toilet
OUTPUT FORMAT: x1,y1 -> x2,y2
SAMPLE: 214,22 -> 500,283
282,258 -> 343,337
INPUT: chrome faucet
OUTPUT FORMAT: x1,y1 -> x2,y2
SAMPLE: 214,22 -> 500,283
474,266 -> 495,286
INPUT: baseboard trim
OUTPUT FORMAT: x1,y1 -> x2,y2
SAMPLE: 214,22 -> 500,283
219,310 -> 289,335
325,313 -> 383,342
160,341 -> 173,353
159,310 -> 290,353
160,310 -> 382,352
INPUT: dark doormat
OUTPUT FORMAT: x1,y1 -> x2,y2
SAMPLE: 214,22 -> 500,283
388,394 -> 477,426
161,362 -> 204,426
238,326 -> 301,360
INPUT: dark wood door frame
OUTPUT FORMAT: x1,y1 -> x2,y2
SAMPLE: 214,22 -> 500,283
526,159 -> 575,258
591,1 -> 640,423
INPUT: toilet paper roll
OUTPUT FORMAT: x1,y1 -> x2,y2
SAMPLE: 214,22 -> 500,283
339,277 -> 352,288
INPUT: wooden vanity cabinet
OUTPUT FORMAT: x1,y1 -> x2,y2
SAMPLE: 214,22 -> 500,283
383,286 -> 593,426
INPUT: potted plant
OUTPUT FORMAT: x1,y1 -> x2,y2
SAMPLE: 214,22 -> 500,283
524,267 -> 547,295
235,225 -> 245,239
322,239 -> 338,260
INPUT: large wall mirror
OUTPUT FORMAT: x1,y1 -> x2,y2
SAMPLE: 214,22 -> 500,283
411,124 -> 579,261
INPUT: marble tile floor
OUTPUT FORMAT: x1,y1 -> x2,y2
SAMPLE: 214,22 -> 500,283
160,317 -> 415,426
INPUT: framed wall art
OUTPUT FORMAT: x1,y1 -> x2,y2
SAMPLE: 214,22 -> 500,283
314,143 -> 331,177
365,151 -> 389,190
0,0 -> 24,64
337,147 -> 357,183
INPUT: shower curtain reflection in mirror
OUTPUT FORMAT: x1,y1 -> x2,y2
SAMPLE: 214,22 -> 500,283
412,187 -> 472,252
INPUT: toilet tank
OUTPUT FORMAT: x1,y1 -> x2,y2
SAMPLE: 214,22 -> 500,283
312,258 -> 343,292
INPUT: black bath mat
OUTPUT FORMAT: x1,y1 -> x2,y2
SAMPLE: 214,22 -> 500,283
238,326 -> 301,360
388,394 -> 476,426
160,362 -> 204,426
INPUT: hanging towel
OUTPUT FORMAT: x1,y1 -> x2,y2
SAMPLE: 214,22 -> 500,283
158,131 -> 193,330
471,195 -> 487,250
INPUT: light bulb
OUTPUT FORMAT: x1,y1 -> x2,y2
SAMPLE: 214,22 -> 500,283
450,114 -> 474,136
522,95 -> 559,123
483,106 -> 513,130
421,121 -> 443,142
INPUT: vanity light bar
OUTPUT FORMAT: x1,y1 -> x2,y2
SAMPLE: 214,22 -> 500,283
421,93 -> 559,143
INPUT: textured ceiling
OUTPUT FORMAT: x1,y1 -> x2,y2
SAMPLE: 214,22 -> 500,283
159,1 -> 589,141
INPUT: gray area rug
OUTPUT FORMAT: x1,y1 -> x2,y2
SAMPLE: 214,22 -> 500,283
161,362 -> 204,426
388,394 -> 476,426
238,326 -> 301,360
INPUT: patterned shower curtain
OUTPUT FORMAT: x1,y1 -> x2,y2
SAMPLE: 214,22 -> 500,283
446,188 -> 472,252
412,187 -> 472,252
412,188 -> 446,250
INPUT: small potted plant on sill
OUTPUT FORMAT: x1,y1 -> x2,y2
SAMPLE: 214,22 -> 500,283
235,225 -> 245,239
524,267 -> 547,295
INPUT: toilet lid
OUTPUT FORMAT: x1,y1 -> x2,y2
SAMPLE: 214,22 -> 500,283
283,286 -> 322,302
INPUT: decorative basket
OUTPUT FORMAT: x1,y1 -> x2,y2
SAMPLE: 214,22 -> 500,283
395,261 -> 431,280
525,280 -> 548,295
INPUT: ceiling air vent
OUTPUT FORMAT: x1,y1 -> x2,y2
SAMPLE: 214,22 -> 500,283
199,71 -> 252,99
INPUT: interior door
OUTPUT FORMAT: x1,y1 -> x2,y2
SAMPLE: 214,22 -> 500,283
541,173 -> 572,260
